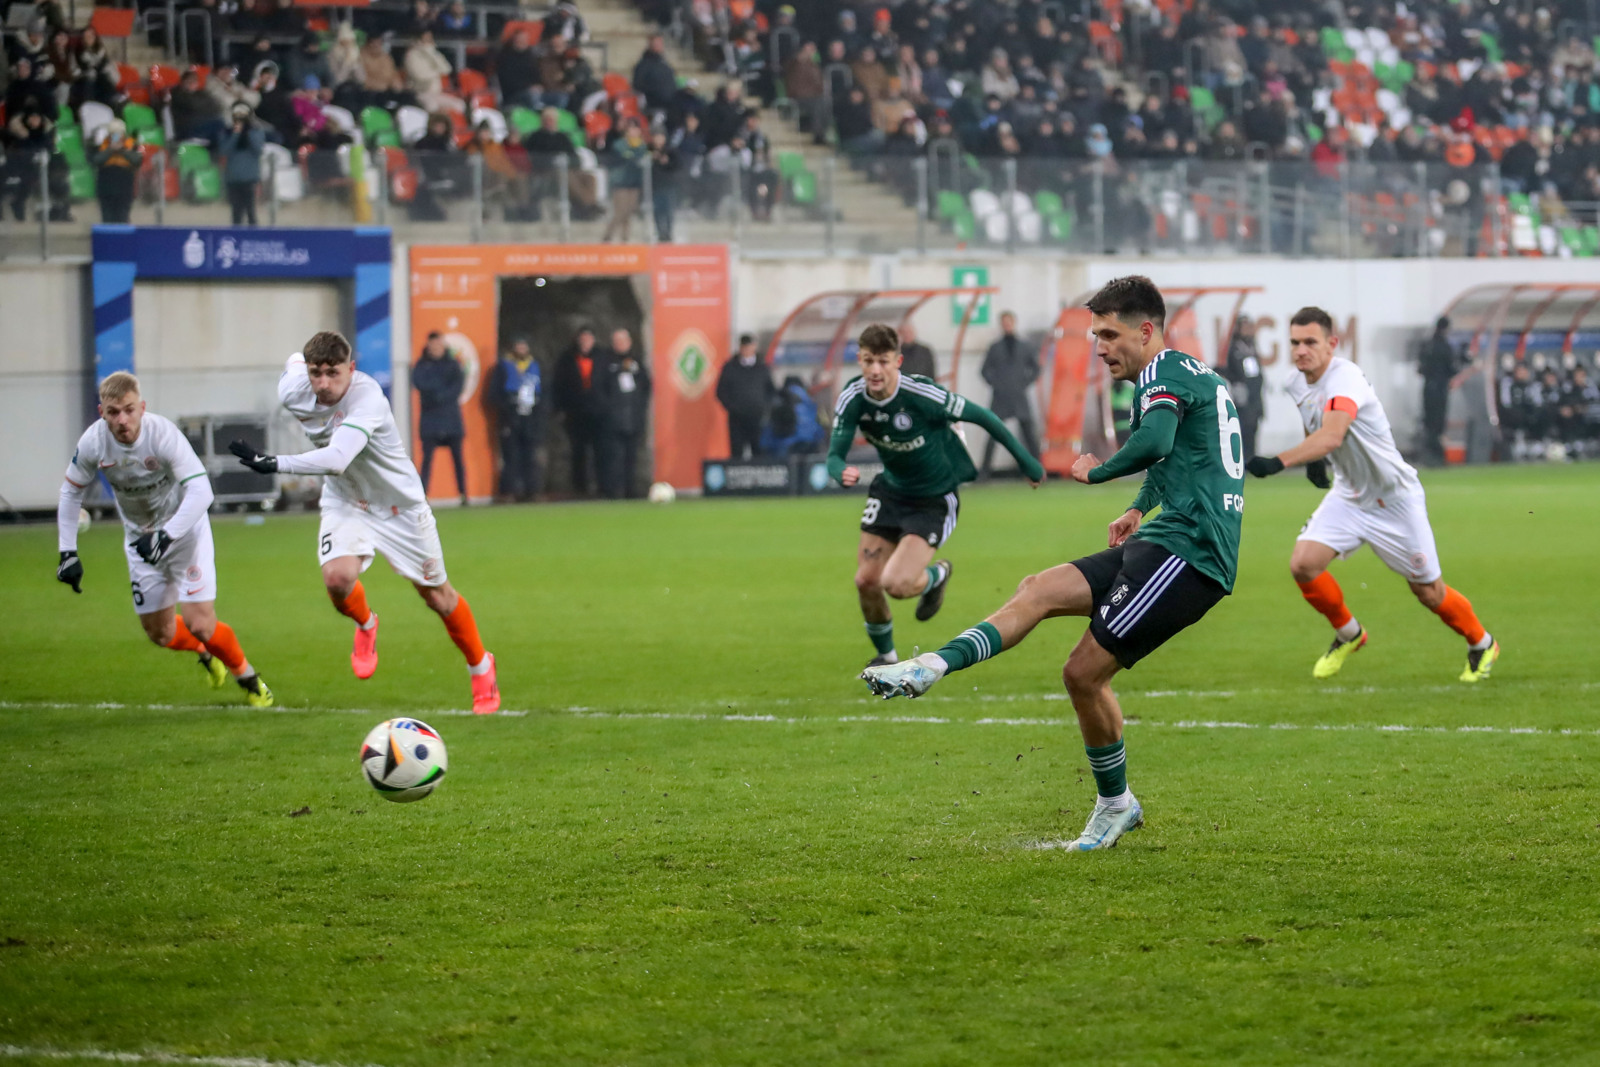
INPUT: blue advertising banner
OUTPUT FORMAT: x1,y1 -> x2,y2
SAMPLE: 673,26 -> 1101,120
90,225 -> 392,382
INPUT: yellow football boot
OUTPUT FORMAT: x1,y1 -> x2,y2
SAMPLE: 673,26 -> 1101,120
198,652 -> 228,689
1312,629 -> 1367,679
1460,640 -> 1499,683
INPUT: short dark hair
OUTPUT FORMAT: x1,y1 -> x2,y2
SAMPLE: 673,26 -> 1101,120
1289,306 -> 1335,335
1086,275 -> 1166,329
739,333 -> 755,346
303,330 -> 352,366
858,323 -> 900,354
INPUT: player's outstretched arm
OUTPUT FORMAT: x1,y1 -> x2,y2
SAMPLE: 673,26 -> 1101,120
55,478 -> 87,592
827,391 -> 863,487
955,398 -> 1046,484
233,425 -> 369,478
1071,406 -> 1178,485
1247,409 -> 1353,477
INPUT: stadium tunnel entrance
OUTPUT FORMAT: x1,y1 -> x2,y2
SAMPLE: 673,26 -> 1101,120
497,275 -> 646,496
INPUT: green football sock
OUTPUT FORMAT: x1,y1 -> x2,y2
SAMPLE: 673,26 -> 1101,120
865,620 -> 895,655
1085,739 -> 1128,800
933,621 -> 1001,672
924,562 -> 947,592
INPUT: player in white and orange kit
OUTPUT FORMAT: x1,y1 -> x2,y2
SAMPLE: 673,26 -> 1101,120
1244,307 -> 1499,683
56,372 -> 273,705
229,330 -> 501,714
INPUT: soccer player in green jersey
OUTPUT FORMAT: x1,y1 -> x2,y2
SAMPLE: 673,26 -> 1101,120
831,323 -> 1046,667
862,277 -> 1246,851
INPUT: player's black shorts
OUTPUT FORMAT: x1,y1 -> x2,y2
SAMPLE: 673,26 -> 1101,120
859,475 -> 960,548
1072,539 -> 1227,669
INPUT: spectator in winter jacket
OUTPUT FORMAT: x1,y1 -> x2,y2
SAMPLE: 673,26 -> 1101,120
495,30 -> 542,111
1224,315 -> 1264,461
898,321 -> 937,380
785,42 -> 827,143
978,311 -> 1041,476
92,120 -> 140,223
217,104 -> 266,225
1418,316 -> 1463,466
413,331 -> 468,503
596,328 -> 652,499
207,65 -> 262,114
487,337 -> 545,501
716,334 -> 774,459
170,67 -> 226,142
603,120 -> 649,242
405,30 -> 463,114
632,34 -> 677,112
552,326 -> 605,495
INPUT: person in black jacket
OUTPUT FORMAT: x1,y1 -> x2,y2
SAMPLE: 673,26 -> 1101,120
715,333 -> 773,460
898,321 -> 937,380
631,34 -> 677,113
412,331 -> 468,504
487,336 -> 545,502
595,328 -> 652,499
978,311 -> 1041,476
1418,316 -> 1463,466
1224,315 -> 1264,462
552,325 -> 604,496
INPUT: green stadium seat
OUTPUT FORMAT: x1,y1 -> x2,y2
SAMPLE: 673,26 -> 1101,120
56,128 -> 85,166
566,129 -> 585,150
175,142 -> 213,176
374,129 -> 401,149
1395,60 -> 1415,85
58,104 -> 78,129
777,150 -> 807,179
936,189 -> 965,219
1046,209 -> 1074,243
508,107 -> 539,139
190,165 -> 222,202
555,109 -> 579,134
122,103 -> 159,133
1479,32 -> 1502,64
1559,227 -> 1587,256
138,125 -> 166,148
1582,226 -> 1600,256
788,170 -> 816,204
68,164 -> 96,200
949,206 -> 976,241
1034,189 -> 1063,216
360,106 -> 395,140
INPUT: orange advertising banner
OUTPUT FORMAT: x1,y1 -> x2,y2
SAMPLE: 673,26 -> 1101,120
407,243 -> 730,499
1040,307 -> 1093,475
649,245 -> 730,488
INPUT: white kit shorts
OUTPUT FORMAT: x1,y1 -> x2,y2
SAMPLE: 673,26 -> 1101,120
126,518 -> 218,613
318,500 -> 448,587
1299,485 -> 1442,584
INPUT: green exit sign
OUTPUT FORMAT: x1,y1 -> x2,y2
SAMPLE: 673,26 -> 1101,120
951,266 -> 990,326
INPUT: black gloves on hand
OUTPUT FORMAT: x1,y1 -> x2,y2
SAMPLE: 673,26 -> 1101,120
132,529 -> 174,565
1305,459 -> 1332,489
1245,455 -> 1285,478
57,550 -> 83,593
229,439 -> 278,474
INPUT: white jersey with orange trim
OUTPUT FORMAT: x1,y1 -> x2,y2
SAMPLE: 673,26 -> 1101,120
1286,356 -> 1419,510
277,354 -> 427,514
63,414 -> 208,536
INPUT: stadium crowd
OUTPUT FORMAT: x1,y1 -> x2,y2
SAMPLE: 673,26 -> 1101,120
659,0 -> 1600,251
0,0 -> 784,231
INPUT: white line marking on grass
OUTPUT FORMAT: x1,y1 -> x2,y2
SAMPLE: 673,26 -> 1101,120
4,703 -> 1596,738
0,1045 -> 385,1067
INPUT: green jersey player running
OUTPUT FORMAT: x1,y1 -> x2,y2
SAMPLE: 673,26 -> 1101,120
861,277 -> 1246,852
830,323 -> 1046,667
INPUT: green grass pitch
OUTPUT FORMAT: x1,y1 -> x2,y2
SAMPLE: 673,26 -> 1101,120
2,464 -> 1598,1065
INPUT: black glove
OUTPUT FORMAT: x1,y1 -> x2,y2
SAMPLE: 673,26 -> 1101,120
56,550 -> 82,593
1305,459 -> 1331,489
132,529 -> 174,564
229,439 -> 278,474
1246,455 -> 1285,478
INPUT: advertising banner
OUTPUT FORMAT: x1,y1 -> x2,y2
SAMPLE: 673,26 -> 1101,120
408,243 -> 731,499
650,246 -> 731,489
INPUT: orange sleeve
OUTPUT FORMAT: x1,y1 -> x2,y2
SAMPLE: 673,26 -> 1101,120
1324,396 -> 1358,416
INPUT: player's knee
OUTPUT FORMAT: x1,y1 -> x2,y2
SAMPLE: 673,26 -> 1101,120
323,573 -> 355,599
854,569 -> 883,596
1061,655 -> 1097,697
1289,557 -> 1323,584
882,572 -> 921,599
185,619 -> 215,642
1411,580 -> 1445,609
144,621 -> 175,647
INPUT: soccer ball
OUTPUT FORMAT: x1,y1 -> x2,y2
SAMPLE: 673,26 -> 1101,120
648,481 -> 677,504
78,508 -> 91,534
360,718 -> 448,803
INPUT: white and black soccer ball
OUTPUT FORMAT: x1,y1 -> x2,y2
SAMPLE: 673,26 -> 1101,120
647,481 -> 677,504
360,718 -> 448,803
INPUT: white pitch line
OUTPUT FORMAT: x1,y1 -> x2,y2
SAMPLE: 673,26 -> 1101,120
3,702 -> 1594,738
0,1045 -> 385,1067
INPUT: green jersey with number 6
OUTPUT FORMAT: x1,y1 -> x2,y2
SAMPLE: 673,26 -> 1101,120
1128,350 -> 1245,591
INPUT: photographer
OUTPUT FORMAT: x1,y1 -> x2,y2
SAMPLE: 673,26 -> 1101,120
216,103 -> 266,225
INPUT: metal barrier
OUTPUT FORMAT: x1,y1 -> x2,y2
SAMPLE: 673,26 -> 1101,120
178,8 -> 213,70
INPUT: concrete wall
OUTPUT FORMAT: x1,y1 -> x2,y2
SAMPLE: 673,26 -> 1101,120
0,259 -> 90,513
